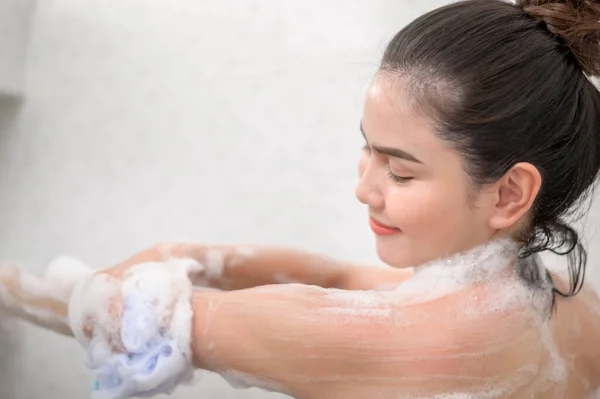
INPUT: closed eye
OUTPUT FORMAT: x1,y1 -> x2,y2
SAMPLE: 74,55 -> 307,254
387,169 -> 413,183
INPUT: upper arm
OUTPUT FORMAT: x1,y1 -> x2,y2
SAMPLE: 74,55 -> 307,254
190,283 -> 542,398
191,284 -> 415,397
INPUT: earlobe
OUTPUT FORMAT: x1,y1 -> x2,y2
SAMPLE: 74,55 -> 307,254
488,163 -> 542,230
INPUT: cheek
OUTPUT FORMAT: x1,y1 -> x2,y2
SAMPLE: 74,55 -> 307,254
385,182 -> 472,229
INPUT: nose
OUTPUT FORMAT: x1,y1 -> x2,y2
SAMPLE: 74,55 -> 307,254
355,152 -> 384,209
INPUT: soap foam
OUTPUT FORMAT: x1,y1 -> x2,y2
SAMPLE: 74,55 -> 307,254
3,238 -> 600,398
0,257 -> 94,336
202,249 -> 225,279
68,258 -> 198,399
228,246 -> 256,267
218,368 -> 291,394
201,246 -> 257,278
193,238 -> 600,398
44,256 -> 95,301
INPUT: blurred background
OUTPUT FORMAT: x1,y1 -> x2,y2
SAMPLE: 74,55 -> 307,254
0,0 -> 598,398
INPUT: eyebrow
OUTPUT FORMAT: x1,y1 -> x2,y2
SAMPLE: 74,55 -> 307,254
360,123 -> 423,164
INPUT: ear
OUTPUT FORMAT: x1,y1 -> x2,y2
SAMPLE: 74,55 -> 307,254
488,162 -> 542,231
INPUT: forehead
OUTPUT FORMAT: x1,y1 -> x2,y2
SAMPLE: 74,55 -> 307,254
361,74 -> 454,165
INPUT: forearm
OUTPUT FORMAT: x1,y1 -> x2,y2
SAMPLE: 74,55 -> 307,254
202,246 -> 350,290
131,242 -> 353,290
135,241 -> 414,292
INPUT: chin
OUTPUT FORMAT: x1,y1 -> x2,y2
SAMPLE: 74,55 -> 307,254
375,238 -> 415,268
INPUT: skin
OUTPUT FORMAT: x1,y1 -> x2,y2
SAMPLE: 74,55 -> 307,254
0,244 -> 413,337
1,74 -> 600,398
356,73 -> 542,268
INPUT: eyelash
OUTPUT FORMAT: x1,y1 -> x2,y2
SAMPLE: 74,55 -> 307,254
387,170 -> 413,183
362,144 -> 413,183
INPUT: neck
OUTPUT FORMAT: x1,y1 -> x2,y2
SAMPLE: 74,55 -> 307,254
412,237 -> 522,281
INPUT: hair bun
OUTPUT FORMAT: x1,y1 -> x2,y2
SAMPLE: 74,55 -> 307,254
517,0 -> 600,76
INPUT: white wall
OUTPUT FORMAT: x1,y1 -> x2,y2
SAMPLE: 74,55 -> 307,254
0,0 -> 598,398
0,0 -> 36,95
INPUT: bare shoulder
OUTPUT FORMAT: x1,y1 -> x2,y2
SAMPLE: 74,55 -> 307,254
553,276 -> 600,344
553,281 -> 600,379
376,282 -> 540,370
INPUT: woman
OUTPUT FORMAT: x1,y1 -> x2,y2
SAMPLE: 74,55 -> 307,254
2,0 -> 600,397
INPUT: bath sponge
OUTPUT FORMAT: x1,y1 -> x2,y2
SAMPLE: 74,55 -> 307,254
68,259 -> 199,399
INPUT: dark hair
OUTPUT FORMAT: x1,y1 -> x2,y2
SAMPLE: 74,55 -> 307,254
380,0 -> 600,301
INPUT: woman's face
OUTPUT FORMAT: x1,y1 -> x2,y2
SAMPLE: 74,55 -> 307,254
356,74 -> 498,268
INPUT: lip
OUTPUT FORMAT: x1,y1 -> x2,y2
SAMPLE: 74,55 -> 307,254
369,217 -> 401,236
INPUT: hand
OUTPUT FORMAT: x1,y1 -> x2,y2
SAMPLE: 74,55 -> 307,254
68,257 -> 199,398
0,256 -> 93,336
